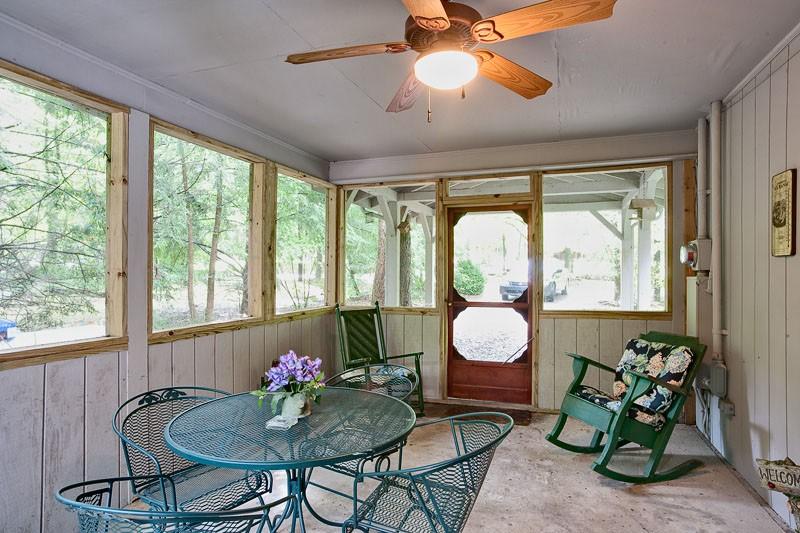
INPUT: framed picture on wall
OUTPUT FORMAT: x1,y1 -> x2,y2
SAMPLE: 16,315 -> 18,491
771,169 -> 797,257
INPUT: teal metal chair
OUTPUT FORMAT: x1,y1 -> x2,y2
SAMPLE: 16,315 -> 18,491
335,303 -> 425,415
113,387 -> 272,512
57,475 -> 292,532
546,331 -> 707,483
342,412 -> 513,533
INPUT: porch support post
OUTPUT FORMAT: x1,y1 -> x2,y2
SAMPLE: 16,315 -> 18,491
378,197 -> 400,306
421,215 -> 434,306
620,192 -> 636,309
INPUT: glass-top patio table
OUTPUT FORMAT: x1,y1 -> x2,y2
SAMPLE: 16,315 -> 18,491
164,387 -> 416,532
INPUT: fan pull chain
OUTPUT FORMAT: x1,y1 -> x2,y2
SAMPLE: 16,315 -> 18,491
427,87 -> 432,124
461,86 -> 466,99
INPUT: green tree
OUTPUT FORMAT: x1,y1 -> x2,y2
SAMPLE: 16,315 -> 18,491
454,259 -> 485,296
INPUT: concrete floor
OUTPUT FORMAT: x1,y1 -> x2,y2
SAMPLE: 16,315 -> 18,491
272,413 -> 786,533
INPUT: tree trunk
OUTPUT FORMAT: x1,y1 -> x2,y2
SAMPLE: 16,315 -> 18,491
178,142 -> 197,322
398,219 -> 412,306
205,170 -> 223,321
371,219 -> 386,305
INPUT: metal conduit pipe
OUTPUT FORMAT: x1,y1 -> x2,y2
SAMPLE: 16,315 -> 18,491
709,101 -> 724,364
697,117 -> 709,240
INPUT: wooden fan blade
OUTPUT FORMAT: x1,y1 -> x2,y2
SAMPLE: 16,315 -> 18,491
386,71 -> 423,113
472,0 -> 616,43
287,42 -> 410,64
401,0 -> 451,31
474,50 -> 552,99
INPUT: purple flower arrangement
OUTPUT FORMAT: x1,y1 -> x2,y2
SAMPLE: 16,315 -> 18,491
251,350 -> 325,412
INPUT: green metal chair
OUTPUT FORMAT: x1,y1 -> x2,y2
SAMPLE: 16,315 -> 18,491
545,331 -> 707,484
334,302 -> 425,415
342,412 -> 513,533
57,475 -> 293,532
113,387 -> 272,512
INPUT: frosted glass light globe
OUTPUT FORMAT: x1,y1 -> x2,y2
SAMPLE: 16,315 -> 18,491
414,50 -> 478,91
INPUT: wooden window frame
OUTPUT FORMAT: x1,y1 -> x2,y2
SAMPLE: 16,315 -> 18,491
0,60 -> 129,370
538,161 -> 673,320
443,172 -> 535,205
148,118 -> 269,342
338,179 -> 440,314
273,165 -> 337,319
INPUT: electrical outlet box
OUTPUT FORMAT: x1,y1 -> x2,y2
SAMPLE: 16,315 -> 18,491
680,238 -> 712,271
710,362 -> 727,398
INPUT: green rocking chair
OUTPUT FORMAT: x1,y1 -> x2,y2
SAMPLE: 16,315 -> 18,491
334,302 -> 425,415
545,331 -> 707,484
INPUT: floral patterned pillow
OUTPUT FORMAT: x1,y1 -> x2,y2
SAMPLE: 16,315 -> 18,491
612,338 -> 694,414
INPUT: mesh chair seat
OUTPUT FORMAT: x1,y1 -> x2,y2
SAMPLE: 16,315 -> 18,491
57,476 -> 291,533
344,413 -> 513,533
354,475 -> 475,533
137,464 -> 270,512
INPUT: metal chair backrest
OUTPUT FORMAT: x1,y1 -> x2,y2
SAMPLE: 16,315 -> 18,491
335,302 -> 388,369
57,476 -> 279,532
326,364 -> 419,401
113,387 -> 227,495
403,413 -> 513,533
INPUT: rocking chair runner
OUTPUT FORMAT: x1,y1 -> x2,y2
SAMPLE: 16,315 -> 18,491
546,331 -> 707,484
334,302 -> 425,415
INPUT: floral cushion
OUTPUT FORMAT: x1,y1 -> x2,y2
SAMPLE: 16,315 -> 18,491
575,385 -> 667,430
573,338 -> 695,431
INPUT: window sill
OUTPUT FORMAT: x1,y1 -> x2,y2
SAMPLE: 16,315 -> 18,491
272,306 -> 334,323
339,306 -> 439,316
538,310 -> 672,320
149,317 -> 263,344
0,336 -> 128,371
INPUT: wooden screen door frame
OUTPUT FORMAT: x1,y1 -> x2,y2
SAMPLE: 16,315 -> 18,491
445,203 -> 534,404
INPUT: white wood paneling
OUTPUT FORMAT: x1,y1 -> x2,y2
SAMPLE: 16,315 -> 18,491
537,318 -> 555,409
171,338 -> 195,386
214,331 -> 234,393
553,319 -> 577,402
42,358 -> 85,531
232,328 -> 250,393
194,335 -> 215,390
84,351 -> 121,506
0,365 -> 44,531
576,319 -> 600,390
598,319 -> 622,392
421,315 -> 441,400
249,324 -> 266,390
148,343 -> 172,390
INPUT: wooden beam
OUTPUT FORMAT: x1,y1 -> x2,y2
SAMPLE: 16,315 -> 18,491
543,201 -> 621,212
106,112 -> 128,338
544,178 -> 638,196
589,211 -> 622,240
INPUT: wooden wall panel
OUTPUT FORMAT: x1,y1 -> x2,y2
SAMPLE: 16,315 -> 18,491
249,324 -> 266,390
576,319 -> 600,389
421,314 -> 441,400
767,59 -> 789,523
214,331 -> 234,393
0,365 -> 44,531
194,335 -> 215,390
553,319 -> 577,402
171,338 -> 195,387
264,322 -> 278,369
147,343 -> 172,389
232,328 -> 250,394
84,352 -> 121,507
598,319 -> 622,392
537,318 -> 555,409
785,49 -> 800,493
42,358 -> 85,531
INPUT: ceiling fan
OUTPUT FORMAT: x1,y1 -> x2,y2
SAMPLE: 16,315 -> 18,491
286,0 -> 617,113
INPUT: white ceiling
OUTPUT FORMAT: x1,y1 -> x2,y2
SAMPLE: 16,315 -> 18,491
2,0 -> 799,162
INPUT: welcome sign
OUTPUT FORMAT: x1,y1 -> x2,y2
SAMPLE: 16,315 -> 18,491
757,458 -> 800,497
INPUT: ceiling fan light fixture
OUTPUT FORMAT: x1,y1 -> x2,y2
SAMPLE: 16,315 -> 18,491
414,50 -> 478,90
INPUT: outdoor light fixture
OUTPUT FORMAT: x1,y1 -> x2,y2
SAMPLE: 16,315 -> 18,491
414,50 -> 478,91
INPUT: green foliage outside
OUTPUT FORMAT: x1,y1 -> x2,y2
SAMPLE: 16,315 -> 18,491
275,174 -> 327,312
151,131 -> 250,331
454,259 -> 485,296
0,77 -> 108,336
345,199 -> 431,306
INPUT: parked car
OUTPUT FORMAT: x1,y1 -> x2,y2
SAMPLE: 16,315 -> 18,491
0,318 -> 18,340
499,261 -> 569,302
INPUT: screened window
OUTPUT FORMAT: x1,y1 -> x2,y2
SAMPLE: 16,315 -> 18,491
151,127 -> 253,331
542,166 -> 669,312
275,171 -> 329,314
0,75 -> 118,352
344,183 -> 436,308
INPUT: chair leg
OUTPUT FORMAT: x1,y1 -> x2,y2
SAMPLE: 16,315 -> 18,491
413,355 -> 425,416
545,414 -> 606,454
592,424 -> 703,484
